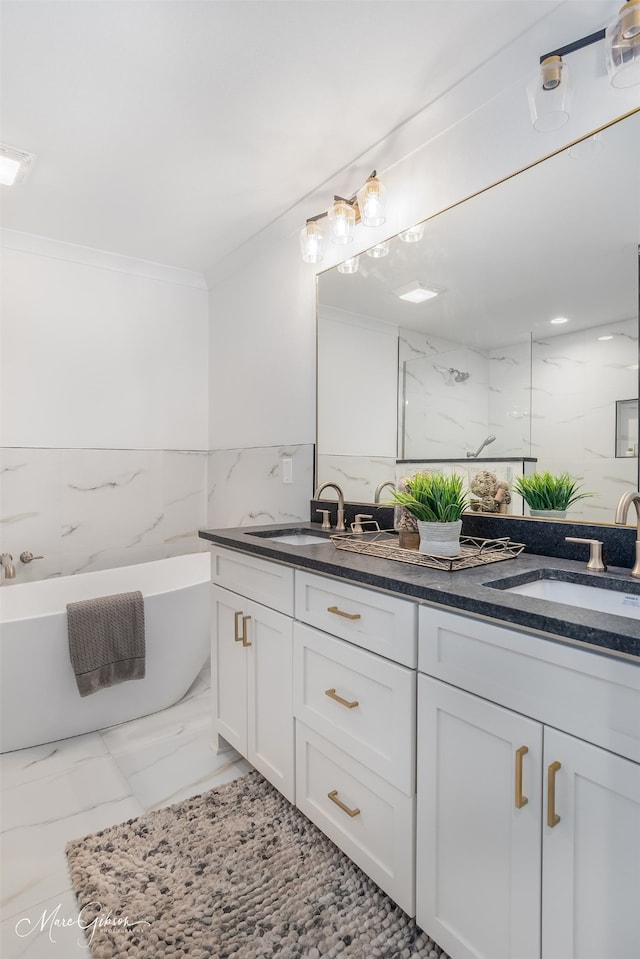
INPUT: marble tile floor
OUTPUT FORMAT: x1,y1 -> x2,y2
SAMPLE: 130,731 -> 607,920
0,662 -> 251,958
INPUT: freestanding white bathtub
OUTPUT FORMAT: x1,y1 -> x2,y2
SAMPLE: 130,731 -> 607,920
0,552 -> 211,752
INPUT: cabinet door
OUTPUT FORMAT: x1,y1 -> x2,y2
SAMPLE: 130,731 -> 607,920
417,675 -> 542,959
542,728 -> 640,959
211,584 -> 248,755
247,599 -> 295,803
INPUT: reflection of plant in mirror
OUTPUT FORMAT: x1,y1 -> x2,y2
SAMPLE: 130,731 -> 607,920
513,472 -> 594,511
389,471 -> 468,523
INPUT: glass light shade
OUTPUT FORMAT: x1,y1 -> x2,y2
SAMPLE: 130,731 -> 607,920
606,1 -> 640,88
299,219 -> 326,264
399,223 -> 425,243
328,198 -> 355,245
357,175 -> 386,227
365,241 -> 389,258
527,58 -> 571,132
337,255 -> 360,274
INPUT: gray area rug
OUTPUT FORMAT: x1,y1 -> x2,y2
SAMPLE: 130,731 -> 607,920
66,770 -> 448,959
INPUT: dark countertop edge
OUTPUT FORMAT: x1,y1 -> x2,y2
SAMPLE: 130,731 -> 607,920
198,524 -> 640,662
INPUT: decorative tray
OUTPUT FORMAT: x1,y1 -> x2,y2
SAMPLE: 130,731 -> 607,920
330,524 -> 525,572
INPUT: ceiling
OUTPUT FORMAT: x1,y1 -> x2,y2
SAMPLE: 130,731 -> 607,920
0,0 -> 583,275
318,111 -> 640,348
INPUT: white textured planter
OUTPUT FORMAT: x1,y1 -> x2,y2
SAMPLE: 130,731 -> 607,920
417,519 -> 463,557
529,509 -> 567,519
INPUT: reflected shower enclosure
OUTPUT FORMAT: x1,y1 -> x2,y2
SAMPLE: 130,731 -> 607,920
399,342 -> 532,461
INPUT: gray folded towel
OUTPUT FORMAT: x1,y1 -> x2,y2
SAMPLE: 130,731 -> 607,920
67,590 -> 145,697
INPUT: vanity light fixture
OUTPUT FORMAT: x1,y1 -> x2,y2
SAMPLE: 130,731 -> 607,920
337,255 -> 360,274
328,196 -> 356,245
399,223 -> 425,243
393,281 -> 441,303
299,213 -> 327,264
300,171 -> 386,264
529,0 -> 640,131
365,241 -> 390,259
0,144 -> 35,186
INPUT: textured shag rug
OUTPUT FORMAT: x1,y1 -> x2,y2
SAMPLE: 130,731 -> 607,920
66,770 -> 448,959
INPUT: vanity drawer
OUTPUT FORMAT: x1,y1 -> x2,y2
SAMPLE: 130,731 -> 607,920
294,571 -> 417,667
209,546 -> 293,615
419,606 -> 640,763
293,622 -> 415,793
295,722 -> 415,916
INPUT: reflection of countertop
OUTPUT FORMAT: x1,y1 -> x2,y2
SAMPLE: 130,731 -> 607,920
199,522 -> 640,662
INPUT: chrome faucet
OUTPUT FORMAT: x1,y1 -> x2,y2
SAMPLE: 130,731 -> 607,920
374,480 -> 396,503
614,489 -> 640,578
314,482 -> 346,532
1,553 -> 16,580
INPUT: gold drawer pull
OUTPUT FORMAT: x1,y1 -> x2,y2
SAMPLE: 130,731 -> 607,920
234,611 -> 244,642
328,789 -> 360,818
325,688 -> 359,710
547,761 -> 562,828
241,614 -> 252,647
515,745 -> 529,808
327,605 -> 361,621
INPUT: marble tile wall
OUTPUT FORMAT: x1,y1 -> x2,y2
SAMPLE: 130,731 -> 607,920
207,444 -> 314,528
0,443 -> 314,581
315,454 -> 397,504
531,319 -> 638,518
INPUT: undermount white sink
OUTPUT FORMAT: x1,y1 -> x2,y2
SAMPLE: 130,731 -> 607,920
266,533 -> 329,546
503,578 -> 640,621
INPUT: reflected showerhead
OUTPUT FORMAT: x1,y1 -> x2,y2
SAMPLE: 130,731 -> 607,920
466,434 -> 496,458
434,365 -> 470,384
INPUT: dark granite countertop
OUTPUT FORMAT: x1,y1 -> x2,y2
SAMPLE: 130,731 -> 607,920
198,522 -> 640,662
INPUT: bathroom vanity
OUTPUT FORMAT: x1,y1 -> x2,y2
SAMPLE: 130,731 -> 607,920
199,522 -> 640,959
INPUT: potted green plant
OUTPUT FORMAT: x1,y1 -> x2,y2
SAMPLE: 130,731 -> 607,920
389,471 -> 468,556
513,471 -> 594,518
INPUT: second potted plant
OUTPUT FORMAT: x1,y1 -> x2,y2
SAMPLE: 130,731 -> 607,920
513,471 -> 594,518
390,471 -> 468,556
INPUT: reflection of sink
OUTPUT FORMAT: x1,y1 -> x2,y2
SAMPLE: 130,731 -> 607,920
248,529 -> 330,546
489,572 -> 640,621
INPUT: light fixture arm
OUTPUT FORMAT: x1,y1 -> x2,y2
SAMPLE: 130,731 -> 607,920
540,27 -> 605,64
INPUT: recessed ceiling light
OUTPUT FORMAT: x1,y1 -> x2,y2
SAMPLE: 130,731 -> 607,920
393,281 -> 442,303
598,335 -> 614,341
0,144 -> 35,186
550,316 -> 569,325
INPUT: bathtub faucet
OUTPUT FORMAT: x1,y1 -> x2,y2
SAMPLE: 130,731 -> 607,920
1,553 -> 16,579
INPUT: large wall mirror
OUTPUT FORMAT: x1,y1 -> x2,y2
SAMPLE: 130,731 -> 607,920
317,110 -> 639,524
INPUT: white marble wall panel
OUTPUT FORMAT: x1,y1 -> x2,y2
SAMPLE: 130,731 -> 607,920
207,444 -> 314,528
402,347 -> 490,459
0,448 -> 208,580
316,455 -> 397,504
488,341 -> 532,455
530,319 -> 638,516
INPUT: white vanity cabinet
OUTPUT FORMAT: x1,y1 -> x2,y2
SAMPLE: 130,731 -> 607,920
293,571 -> 418,916
210,547 -> 295,802
417,607 -> 640,959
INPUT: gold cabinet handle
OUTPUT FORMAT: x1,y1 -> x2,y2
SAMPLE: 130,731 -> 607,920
325,688 -> 359,710
234,610 -> 244,642
515,745 -> 529,808
327,605 -> 361,621
241,614 -> 252,647
547,761 -> 562,827
327,789 -> 360,818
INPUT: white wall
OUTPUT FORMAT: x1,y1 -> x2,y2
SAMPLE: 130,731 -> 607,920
0,232 -> 210,577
